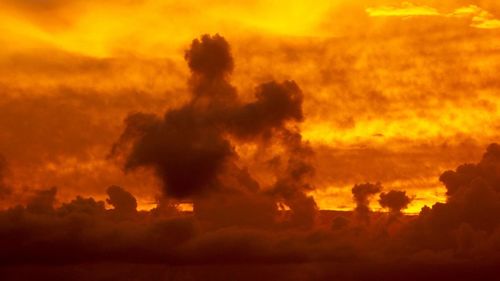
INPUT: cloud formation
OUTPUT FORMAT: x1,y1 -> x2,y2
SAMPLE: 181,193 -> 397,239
1,0 -> 500,275
352,182 -> 381,221
110,34 -> 315,229
0,36 -> 499,281
366,2 -> 500,29
106,185 -> 137,215
0,143 -> 499,280
1,1 -> 500,212
379,190 -> 412,214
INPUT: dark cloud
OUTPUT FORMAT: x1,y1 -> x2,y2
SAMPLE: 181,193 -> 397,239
185,34 -> 234,80
58,195 -> 106,216
270,131 -> 318,228
111,34 -> 315,228
437,143 -> 500,230
379,190 -> 412,215
401,143 -> 500,255
26,187 -> 57,214
352,182 -> 381,221
1,31 -> 500,279
227,80 -> 303,140
0,144 -> 499,280
106,185 -> 137,215
115,108 -> 234,199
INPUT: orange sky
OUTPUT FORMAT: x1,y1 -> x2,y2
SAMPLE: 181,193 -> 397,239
0,0 -> 499,213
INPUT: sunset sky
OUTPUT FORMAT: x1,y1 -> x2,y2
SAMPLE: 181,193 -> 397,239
0,1 -> 499,280
1,0 -> 499,212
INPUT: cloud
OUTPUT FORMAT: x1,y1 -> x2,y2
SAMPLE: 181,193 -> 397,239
0,3 -> 499,278
366,2 -> 440,17
379,190 -> 412,214
366,2 -> 500,29
452,5 -> 500,29
106,185 -> 138,215
401,143 -> 500,255
110,34 -> 316,228
185,34 -> 234,80
351,182 -> 381,221
26,187 -> 57,214
0,144 -> 498,280
437,143 -> 500,230
1,1 -> 500,212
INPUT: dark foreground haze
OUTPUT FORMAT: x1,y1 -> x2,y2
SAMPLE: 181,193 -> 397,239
0,33 -> 499,280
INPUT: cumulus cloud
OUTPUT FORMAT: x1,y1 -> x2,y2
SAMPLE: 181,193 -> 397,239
185,34 -> 234,80
111,34 -> 315,228
106,185 -> 137,215
0,143 -> 499,280
379,190 -> 412,215
2,1 -> 500,212
401,143 -> 500,256
435,143 -> 500,230
0,29 -> 499,279
352,182 -> 381,221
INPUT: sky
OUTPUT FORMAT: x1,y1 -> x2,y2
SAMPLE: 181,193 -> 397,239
1,0 -> 500,212
0,1 -> 499,279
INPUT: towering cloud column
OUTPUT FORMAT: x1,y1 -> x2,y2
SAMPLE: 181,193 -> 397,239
111,34 -> 316,227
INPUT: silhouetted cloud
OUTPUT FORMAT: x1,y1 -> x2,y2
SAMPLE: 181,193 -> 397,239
26,187 -> 57,214
352,182 -> 381,221
379,190 -> 411,214
106,185 -> 137,215
111,34 -> 315,228
402,143 -> 500,255
0,26 -> 500,279
185,34 -> 234,80
0,143 -> 499,280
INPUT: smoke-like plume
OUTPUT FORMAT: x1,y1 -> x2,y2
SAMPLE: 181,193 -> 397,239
106,185 -> 137,215
185,34 -> 234,81
379,190 -> 411,215
111,34 -> 315,227
352,182 -> 381,220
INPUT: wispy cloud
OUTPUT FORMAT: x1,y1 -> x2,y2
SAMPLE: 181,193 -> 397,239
366,2 -> 439,17
366,2 -> 500,29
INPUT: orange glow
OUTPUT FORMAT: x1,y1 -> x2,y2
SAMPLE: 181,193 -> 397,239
1,0 -> 500,212
176,203 -> 194,212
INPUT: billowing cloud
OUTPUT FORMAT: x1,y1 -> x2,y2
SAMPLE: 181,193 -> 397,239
352,182 -> 381,220
0,2 -> 499,278
379,190 -> 412,214
0,144 -> 499,280
1,1 -> 500,211
111,34 -> 316,229
106,185 -> 137,214
400,143 -> 500,257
